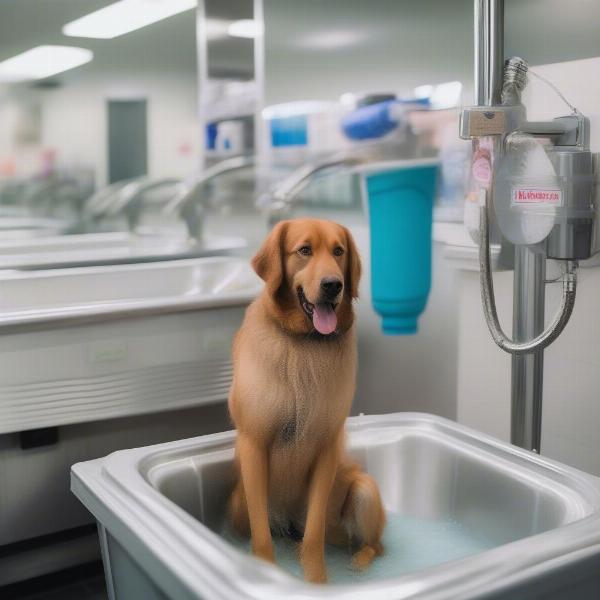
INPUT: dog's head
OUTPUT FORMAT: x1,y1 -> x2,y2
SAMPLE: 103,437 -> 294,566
252,218 -> 361,336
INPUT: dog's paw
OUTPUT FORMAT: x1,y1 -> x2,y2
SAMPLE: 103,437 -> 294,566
351,544 -> 377,571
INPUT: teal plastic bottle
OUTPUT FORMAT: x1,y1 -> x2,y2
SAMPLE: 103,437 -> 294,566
364,160 -> 439,335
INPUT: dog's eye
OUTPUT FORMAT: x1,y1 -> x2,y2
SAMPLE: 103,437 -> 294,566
298,246 -> 312,256
333,246 -> 344,257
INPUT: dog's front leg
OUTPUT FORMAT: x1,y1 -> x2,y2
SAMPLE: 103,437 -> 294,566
237,432 -> 274,563
300,439 -> 340,583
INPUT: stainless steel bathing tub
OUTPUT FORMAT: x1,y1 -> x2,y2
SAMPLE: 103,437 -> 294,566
71,413 -> 600,599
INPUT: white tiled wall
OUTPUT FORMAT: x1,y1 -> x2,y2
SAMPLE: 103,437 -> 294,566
457,57 -> 600,475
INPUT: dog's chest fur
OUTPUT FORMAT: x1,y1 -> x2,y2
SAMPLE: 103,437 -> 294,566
255,329 -> 356,519
232,307 -> 357,447
229,297 -> 359,526
267,331 -> 355,442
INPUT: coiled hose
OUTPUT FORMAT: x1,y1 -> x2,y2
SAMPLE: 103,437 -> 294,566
478,194 -> 577,355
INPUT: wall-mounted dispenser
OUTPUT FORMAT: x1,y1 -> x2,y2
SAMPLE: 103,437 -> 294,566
361,159 -> 439,334
460,0 -> 600,453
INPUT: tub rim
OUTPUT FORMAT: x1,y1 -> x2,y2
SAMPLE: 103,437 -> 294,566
71,412 -> 600,600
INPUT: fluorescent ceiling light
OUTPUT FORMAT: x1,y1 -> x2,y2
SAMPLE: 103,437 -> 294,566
228,19 -> 263,39
63,0 -> 197,39
0,45 -> 93,82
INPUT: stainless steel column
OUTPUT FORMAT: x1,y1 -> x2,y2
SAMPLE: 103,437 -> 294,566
475,0 -> 546,451
511,247 -> 546,451
475,0 -> 504,106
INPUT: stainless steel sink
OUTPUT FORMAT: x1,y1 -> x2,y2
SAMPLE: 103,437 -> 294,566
0,206 -> 32,217
0,216 -> 69,240
0,231 -> 247,270
0,256 -> 260,330
0,256 -> 262,436
71,413 -> 600,599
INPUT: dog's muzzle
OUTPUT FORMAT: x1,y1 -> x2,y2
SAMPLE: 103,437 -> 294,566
319,277 -> 343,303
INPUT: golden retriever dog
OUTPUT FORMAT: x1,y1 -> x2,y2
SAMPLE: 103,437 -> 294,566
227,218 -> 385,583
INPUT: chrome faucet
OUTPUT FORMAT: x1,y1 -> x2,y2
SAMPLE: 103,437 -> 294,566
107,178 -> 185,231
85,178 -> 140,221
259,132 -> 431,221
269,155 -> 365,209
24,177 -> 87,218
161,155 -> 255,242
258,151 -> 374,224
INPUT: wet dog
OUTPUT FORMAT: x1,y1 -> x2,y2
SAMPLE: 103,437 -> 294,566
227,218 -> 385,583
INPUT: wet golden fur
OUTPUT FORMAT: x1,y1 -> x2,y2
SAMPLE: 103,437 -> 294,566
227,218 -> 385,583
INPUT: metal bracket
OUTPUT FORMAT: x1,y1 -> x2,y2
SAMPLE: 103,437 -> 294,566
518,115 -> 589,148
459,105 -> 525,138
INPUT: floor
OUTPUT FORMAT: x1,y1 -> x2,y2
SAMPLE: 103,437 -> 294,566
2,562 -> 108,600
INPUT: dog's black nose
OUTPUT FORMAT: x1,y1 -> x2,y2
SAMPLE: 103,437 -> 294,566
320,278 -> 343,299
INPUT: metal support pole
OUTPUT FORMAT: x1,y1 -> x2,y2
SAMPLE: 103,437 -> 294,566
475,0 -> 504,106
475,0 -> 547,451
511,247 -> 545,451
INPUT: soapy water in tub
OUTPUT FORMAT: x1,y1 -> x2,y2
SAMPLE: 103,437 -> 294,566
221,512 -> 494,584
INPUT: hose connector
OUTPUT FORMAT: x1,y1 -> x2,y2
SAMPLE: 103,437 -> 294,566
502,57 -> 528,106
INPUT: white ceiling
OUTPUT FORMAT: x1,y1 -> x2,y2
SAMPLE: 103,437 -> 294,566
0,0 -> 255,87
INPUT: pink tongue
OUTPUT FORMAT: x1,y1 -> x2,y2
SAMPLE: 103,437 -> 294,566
312,303 -> 337,335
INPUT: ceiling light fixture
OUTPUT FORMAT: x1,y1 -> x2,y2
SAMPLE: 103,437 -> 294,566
63,0 -> 197,39
0,45 -> 93,82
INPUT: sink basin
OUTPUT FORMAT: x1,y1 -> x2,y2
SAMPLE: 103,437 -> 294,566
0,231 -> 247,270
0,216 -> 69,240
0,256 -> 260,330
71,413 -> 600,600
0,206 -> 32,217
0,256 -> 262,434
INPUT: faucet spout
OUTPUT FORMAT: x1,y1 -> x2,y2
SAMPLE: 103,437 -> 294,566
260,152 -> 373,220
162,155 -> 255,241
111,178 -> 185,231
272,156 -> 365,207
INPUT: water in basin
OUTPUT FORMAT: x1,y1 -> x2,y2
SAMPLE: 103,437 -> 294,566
220,511 -> 494,584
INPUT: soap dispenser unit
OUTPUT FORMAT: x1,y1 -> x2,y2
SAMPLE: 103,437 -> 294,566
460,0 -> 599,452
362,158 -> 439,335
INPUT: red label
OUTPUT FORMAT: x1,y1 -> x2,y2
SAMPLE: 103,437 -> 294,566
511,188 -> 562,205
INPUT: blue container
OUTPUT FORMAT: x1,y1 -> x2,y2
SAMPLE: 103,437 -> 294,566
363,160 -> 439,335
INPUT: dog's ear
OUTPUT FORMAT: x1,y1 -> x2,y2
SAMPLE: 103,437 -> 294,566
343,226 -> 362,299
252,221 -> 289,297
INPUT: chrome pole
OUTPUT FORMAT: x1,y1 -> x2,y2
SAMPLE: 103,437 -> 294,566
487,0 -> 504,105
474,0 -> 487,105
475,0 -> 504,106
511,247 -> 545,451
475,0 -> 546,451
